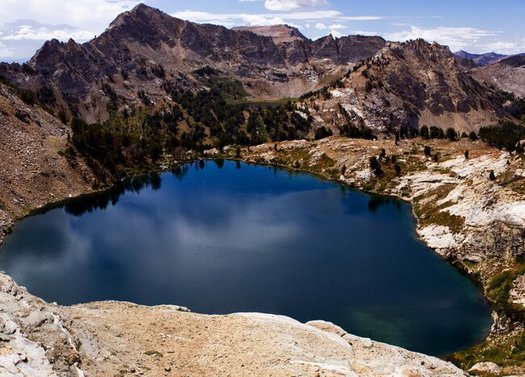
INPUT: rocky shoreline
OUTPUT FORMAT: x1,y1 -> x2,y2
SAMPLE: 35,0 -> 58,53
1,136 -> 525,375
0,272 -> 469,376
230,136 -> 525,374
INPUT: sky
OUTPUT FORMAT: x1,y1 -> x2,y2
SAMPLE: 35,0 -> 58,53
0,0 -> 524,62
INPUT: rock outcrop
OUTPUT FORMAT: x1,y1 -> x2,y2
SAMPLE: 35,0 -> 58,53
304,39 -> 512,134
0,273 -> 82,376
0,271 -> 466,376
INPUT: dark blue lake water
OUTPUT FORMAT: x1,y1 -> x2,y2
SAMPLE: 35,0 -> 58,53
0,160 -> 491,355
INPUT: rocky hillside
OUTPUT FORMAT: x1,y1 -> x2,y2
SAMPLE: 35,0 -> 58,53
0,82 -> 96,243
0,4 -> 385,124
473,54 -> 525,97
303,39 -> 512,135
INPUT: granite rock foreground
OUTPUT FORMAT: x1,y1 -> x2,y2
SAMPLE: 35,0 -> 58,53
0,272 -> 466,376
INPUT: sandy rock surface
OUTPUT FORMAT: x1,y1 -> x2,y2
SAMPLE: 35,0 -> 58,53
68,302 -> 466,377
0,269 -> 467,377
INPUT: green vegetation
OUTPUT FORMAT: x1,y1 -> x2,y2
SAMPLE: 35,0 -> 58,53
369,156 -> 383,176
413,185 -> 465,233
314,126 -> 333,140
479,121 -> 525,152
340,124 -> 375,140
163,77 -> 312,147
446,127 -> 458,141
70,104 -> 184,177
452,263 -> 525,371
68,76 -> 314,177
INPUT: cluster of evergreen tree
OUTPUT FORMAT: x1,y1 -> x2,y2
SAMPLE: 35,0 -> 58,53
166,79 -> 248,147
479,121 -> 525,152
340,124 -> 375,140
71,105 -> 184,175
164,77 -> 313,147
70,76 -> 316,174
247,106 -> 312,145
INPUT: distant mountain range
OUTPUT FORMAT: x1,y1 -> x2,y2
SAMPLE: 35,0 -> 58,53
471,53 -> 525,97
453,50 -> 509,66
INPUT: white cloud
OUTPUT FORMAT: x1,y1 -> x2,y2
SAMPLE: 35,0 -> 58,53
0,0 -> 138,60
264,0 -> 329,11
385,26 -> 498,52
172,9 -> 344,27
0,41 -> 14,57
479,39 -> 525,54
315,22 -> 345,30
0,0 -> 139,32
2,25 -> 94,41
330,29 -> 342,38
338,16 -> 384,21
348,30 -> 380,37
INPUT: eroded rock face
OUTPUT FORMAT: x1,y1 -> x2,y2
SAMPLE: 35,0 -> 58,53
305,39 -> 511,134
468,361 -> 502,375
0,82 -> 96,246
0,274 -> 82,376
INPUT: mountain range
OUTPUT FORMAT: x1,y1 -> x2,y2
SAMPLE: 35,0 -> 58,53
0,3 -> 523,138
454,50 -> 509,66
472,53 -> 525,97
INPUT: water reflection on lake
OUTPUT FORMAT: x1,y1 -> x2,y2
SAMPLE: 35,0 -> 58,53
0,160 -> 492,356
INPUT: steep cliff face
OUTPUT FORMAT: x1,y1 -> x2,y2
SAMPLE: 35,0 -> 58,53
304,39 -> 511,134
0,4 -> 386,123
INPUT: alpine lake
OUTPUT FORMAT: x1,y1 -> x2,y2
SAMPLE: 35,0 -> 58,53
0,160 -> 492,356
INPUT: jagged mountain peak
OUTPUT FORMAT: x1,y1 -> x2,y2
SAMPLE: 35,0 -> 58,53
0,6 -> 387,123
115,2 -> 164,21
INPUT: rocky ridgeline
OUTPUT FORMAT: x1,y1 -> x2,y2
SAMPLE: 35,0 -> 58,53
304,39 -> 511,135
0,4 -> 385,123
0,273 -> 82,376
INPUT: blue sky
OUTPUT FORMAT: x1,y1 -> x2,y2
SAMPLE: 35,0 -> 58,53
0,0 -> 524,62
